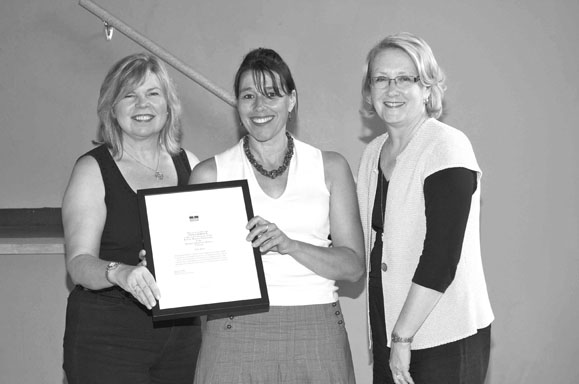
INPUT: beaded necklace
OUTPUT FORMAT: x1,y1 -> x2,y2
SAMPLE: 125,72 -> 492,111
243,132 -> 294,179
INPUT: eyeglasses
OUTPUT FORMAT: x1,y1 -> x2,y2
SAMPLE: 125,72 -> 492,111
370,75 -> 420,89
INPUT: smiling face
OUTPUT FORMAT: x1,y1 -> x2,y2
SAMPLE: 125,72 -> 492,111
370,48 -> 430,130
113,71 -> 168,141
237,70 -> 296,143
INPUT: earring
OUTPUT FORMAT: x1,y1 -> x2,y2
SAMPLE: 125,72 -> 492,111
288,111 -> 292,121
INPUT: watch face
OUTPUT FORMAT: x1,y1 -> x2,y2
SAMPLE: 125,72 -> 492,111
105,262 -> 121,285
106,262 -> 120,271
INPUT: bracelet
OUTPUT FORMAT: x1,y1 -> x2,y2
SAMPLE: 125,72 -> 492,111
391,332 -> 414,343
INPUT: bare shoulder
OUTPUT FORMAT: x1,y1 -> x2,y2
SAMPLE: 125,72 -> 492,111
62,154 -> 105,219
321,150 -> 354,190
183,149 -> 200,169
68,155 -> 102,187
322,150 -> 353,176
189,157 -> 217,184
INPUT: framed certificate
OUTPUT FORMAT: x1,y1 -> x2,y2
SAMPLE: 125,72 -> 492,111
137,180 -> 269,321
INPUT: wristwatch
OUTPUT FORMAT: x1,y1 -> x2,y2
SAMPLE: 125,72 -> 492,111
105,261 -> 121,284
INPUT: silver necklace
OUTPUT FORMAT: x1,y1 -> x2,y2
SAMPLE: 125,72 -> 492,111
123,147 -> 164,180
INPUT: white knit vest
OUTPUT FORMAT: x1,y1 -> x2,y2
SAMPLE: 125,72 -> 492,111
357,118 -> 494,349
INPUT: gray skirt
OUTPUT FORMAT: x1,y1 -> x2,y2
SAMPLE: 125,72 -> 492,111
193,301 -> 356,384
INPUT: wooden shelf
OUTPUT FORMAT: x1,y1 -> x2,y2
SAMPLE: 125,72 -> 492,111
0,208 -> 64,255
0,237 -> 64,255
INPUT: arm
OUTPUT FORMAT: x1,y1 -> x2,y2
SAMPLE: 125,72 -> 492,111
248,151 -> 365,282
413,168 -> 476,291
189,157 -> 217,184
388,284 -> 442,384
62,155 -> 108,289
62,155 -> 159,309
388,167 -> 476,383
184,149 -> 200,170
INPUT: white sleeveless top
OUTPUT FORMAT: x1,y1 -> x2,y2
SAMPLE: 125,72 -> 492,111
215,136 -> 337,305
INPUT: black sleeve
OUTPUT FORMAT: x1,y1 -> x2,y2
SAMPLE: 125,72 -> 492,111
412,167 -> 477,293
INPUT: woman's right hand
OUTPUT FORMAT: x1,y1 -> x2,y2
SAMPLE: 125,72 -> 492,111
108,261 -> 160,310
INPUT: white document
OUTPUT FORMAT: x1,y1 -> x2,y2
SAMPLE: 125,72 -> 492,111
142,184 -> 264,313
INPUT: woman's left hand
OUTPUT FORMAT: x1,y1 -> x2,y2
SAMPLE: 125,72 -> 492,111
246,216 -> 296,254
390,342 -> 415,384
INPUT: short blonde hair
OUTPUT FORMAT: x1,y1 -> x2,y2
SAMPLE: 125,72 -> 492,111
361,32 -> 446,119
96,52 -> 183,157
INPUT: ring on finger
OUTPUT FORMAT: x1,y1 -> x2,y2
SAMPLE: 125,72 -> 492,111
265,224 -> 269,232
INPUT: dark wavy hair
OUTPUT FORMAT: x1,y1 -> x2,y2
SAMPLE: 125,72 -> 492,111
233,48 -> 298,129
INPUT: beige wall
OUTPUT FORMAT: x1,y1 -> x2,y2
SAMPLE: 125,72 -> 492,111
0,249 -> 70,384
1,0 -> 578,383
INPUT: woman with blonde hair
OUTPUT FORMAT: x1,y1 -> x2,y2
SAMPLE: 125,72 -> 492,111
357,32 -> 494,384
62,52 -> 201,384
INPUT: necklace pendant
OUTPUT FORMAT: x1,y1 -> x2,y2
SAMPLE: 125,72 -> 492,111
154,171 -> 164,180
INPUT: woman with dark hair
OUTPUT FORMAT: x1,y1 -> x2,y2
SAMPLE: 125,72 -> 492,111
191,48 -> 364,384
357,32 -> 494,384
62,52 -> 201,384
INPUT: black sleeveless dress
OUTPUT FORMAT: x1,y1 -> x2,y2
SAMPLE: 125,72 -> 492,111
63,144 -> 201,384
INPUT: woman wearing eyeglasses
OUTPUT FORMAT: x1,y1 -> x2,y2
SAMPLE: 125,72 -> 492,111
356,32 -> 494,384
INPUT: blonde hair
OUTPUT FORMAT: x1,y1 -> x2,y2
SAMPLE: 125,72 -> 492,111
361,32 -> 446,119
96,52 -> 183,156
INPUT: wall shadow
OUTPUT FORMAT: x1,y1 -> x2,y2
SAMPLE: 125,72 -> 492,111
358,114 -> 385,145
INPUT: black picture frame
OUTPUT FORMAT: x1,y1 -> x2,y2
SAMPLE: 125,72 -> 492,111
137,180 -> 269,321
